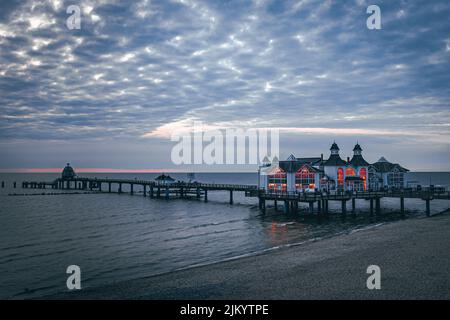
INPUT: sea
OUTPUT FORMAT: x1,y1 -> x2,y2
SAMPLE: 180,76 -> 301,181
0,172 -> 449,299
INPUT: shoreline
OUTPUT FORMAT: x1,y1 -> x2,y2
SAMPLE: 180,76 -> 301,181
46,210 -> 450,300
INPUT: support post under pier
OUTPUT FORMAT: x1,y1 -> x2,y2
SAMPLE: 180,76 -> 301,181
400,197 -> 404,214
284,201 -> 289,214
341,200 -> 347,216
375,198 -> 381,215
309,202 -> 314,215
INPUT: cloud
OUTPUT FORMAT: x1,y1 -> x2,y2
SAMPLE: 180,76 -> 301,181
0,0 -> 449,170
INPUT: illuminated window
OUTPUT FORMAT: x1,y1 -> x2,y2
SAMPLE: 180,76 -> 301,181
268,168 -> 286,192
346,167 -> 356,176
359,168 -> 367,190
295,166 -> 315,190
337,168 -> 344,186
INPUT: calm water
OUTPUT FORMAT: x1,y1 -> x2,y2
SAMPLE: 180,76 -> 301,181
0,172 -> 449,299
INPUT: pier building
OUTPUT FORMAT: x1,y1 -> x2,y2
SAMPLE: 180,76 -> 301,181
258,142 -> 409,192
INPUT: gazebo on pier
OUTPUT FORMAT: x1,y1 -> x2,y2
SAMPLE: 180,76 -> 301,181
154,174 -> 176,185
61,163 -> 76,180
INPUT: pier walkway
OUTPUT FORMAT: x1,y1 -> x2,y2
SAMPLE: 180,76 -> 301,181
17,177 -> 450,217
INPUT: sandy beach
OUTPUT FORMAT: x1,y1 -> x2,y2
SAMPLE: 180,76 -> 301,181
51,212 -> 450,300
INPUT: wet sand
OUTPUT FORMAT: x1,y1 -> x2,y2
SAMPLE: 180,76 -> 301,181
51,212 -> 450,300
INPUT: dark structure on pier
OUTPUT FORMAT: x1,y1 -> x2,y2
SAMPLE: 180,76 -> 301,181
19,164 -> 450,218
61,163 -> 76,180
154,174 -> 175,184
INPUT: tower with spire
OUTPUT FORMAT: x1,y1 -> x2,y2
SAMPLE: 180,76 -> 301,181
324,142 -> 347,166
350,142 -> 369,167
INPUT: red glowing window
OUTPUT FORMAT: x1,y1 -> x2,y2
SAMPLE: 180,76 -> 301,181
346,167 -> 356,176
359,168 -> 367,190
337,168 -> 344,186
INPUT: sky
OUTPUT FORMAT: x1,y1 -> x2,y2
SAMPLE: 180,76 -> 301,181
0,0 -> 449,172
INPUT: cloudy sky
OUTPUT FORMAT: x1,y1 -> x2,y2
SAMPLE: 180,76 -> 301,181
0,0 -> 449,171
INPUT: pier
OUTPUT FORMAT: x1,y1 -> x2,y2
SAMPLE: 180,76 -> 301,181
256,189 -> 450,217
20,177 -> 255,205
18,177 -> 450,217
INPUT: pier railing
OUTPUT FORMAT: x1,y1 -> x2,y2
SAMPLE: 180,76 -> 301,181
19,177 -> 450,200
14,177 -> 450,216
259,189 -> 450,201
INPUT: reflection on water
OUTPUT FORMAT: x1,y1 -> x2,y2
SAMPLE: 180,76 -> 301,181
0,172 -> 449,299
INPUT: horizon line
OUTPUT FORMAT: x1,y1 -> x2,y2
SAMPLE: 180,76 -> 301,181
0,168 -> 258,174
0,168 -> 448,174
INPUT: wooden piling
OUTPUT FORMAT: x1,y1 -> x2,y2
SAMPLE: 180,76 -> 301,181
143,185 -> 147,197
323,200 -> 327,214
284,201 -> 289,214
341,200 -> 347,215
204,189 -> 208,202
400,197 -> 404,214
229,190 -> 233,205
426,199 -> 431,217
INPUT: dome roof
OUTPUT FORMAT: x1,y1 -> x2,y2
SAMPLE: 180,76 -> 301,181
61,163 -> 76,180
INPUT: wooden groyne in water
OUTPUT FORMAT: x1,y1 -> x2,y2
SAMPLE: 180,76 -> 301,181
18,177 -> 450,217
